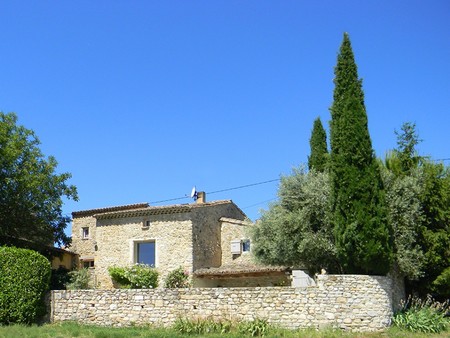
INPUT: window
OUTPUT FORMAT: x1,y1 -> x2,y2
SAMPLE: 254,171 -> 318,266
142,220 -> 151,229
242,239 -> 251,252
82,227 -> 89,239
135,241 -> 155,266
82,260 -> 94,268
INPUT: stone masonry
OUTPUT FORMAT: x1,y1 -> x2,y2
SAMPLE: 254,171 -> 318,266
50,274 -> 395,332
71,200 -> 247,288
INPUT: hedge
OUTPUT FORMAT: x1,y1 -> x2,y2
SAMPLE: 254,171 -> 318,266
0,246 -> 51,324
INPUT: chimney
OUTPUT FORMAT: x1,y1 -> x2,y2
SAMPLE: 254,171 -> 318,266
196,191 -> 206,204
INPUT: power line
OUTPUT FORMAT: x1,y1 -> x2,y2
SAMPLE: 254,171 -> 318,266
207,179 -> 280,195
149,178 -> 280,205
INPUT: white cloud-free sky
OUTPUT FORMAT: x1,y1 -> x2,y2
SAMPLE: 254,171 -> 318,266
1,1 -> 449,229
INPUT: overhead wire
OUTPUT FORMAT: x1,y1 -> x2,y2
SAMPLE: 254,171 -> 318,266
149,178 -> 280,205
148,158 -> 449,205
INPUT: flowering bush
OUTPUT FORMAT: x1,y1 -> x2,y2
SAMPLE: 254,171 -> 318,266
108,264 -> 158,289
164,266 -> 191,288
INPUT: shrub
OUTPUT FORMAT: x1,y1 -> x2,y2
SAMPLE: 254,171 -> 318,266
164,266 -> 190,288
392,295 -> 449,333
0,246 -> 51,324
432,267 -> 450,298
108,264 -> 158,289
66,268 -> 90,290
107,266 -> 129,287
50,267 -> 71,290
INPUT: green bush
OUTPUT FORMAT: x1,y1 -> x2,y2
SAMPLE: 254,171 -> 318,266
0,246 -> 51,324
108,264 -> 158,289
164,267 -> 190,288
392,295 -> 449,333
50,267 -> 71,290
66,268 -> 90,290
432,267 -> 450,298
108,266 -> 129,286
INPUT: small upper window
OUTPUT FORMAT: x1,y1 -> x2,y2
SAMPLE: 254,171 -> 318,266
82,227 -> 89,239
82,260 -> 94,268
242,239 -> 251,252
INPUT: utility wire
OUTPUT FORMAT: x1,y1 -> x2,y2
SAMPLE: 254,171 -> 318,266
149,178 -> 280,205
207,179 -> 280,195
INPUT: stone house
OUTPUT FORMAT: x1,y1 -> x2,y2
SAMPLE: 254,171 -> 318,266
70,192 -> 290,288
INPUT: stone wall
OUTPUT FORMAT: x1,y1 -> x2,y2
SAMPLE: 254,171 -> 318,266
50,274 -> 395,332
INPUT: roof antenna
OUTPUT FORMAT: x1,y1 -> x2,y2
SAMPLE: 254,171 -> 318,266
190,186 -> 198,201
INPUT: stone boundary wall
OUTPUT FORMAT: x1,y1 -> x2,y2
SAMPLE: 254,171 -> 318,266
50,275 -> 395,332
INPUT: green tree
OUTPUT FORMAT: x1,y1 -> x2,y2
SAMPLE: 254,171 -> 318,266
385,122 -> 422,177
0,112 -> 78,249
381,163 -> 425,280
308,117 -> 328,172
384,122 -> 449,297
251,166 -> 339,274
415,160 -> 450,297
329,33 -> 392,274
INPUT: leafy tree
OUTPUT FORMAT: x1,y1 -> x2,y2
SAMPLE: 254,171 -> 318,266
329,33 -> 392,274
381,163 -> 425,280
415,160 -> 450,297
384,122 -> 449,297
308,117 -> 328,172
251,166 -> 339,274
385,122 -> 422,177
0,112 -> 78,249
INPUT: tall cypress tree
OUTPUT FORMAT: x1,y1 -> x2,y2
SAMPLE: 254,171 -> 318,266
329,33 -> 392,274
308,117 -> 328,172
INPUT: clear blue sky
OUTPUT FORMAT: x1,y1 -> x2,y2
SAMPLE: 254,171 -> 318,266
1,1 -> 449,230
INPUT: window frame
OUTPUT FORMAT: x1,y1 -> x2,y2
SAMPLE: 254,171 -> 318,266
81,227 -> 90,239
133,240 -> 156,267
82,259 -> 95,269
242,239 -> 251,253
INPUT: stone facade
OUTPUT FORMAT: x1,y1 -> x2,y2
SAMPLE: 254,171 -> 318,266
50,274 -> 395,332
71,198 -> 252,288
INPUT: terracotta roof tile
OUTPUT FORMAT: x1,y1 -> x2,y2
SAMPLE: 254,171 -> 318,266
72,200 -> 245,220
72,203 -> 150,218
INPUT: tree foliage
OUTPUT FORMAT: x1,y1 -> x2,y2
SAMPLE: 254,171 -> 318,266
0,112 -> 78,249
415,160 -> 450,297
308,117 -> 328,172
381,163 -> 425,280
329,33 -> 392,274
384,122 -> 449,297
386,122 -> 422,177
0,246 -> 51,324
251,167 -> 339,274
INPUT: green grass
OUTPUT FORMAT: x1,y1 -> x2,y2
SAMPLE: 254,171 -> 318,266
0,323 -> 448,338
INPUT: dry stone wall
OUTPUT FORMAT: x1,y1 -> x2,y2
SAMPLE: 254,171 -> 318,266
50,274 -> 395,332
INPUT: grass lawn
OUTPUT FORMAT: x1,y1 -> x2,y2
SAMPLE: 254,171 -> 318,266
0,323 -> 448,338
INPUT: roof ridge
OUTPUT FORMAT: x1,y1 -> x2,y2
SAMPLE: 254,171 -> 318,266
72,203 -> 149,217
